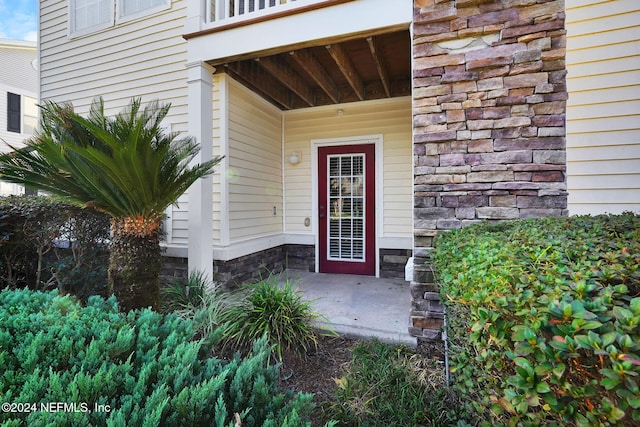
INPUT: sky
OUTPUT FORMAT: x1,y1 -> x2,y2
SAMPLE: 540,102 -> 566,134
0,0 -> 38,42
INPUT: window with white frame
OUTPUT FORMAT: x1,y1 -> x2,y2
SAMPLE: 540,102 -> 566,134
118,0 -> 170,22
69,0 -> 170,36
70,0 -> 114,35
6,93 -> 37,135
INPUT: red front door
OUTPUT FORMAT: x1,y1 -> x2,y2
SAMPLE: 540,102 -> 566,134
318,144 -> 375,275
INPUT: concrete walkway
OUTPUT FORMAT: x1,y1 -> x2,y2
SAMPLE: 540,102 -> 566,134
279,270 -> 416,347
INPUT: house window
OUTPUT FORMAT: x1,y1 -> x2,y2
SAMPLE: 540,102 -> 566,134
7,93 -> 20,133
23,96 -> 38,135
119,0 -> 170,20
70,0 -> 114,35
6,93 -> 38,135
69,0 -> 170,36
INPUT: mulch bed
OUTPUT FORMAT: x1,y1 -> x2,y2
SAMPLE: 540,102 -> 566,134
279,335 -> 360,426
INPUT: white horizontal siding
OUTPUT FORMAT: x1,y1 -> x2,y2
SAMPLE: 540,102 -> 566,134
0,43 -> 37,91
40,0 -> 203,244
227,77 -> 283,243
283,97 -> 412,241
0,42 -> 38,158
0,88 -> 32,152
40,0 -> 188,116
566,0 -> 640,215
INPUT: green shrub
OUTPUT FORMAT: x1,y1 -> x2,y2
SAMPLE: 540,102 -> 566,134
221,275 -> 325,362
435,213 -> 640,426
161,270 -> 231,342
0,195 -> 110,299
0,288 -> 316,426
328,340 -> 454,426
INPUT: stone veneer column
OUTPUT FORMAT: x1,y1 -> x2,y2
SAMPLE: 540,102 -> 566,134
410,0 -> 568,345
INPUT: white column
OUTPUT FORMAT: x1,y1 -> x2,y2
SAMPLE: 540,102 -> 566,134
186,60 -> 215,282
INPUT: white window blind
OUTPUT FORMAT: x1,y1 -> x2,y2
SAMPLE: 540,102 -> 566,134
71,0 -> 113,33
69,0 -> 170,36
120,0 -> 168,18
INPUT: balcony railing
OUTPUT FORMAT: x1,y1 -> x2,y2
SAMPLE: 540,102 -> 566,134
205,0 -> 333,26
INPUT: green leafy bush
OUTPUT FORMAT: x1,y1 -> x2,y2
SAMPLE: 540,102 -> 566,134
0,196 -> 110,299
328,340 -> 455,426
0,288 -> 316,426
435,213 -> 640,426
221,275 -> 326,362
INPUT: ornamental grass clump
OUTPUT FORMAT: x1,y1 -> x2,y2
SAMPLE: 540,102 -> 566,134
221,275 -> 326,362
435,213 -> 640,426
161,270 -> 231,343
0,288 -> 316,426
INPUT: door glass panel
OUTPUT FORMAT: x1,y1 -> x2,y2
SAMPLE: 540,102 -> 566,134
327,153 -> 365,262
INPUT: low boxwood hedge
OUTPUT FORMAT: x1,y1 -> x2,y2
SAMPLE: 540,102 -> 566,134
0,288 -> 315,426
435,213 -> 640,426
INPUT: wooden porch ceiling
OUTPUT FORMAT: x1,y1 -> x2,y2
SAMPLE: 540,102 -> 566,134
209,29 -> 411,110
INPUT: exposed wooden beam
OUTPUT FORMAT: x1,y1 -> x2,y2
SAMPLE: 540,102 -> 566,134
256,56 -> 314,107
367,36 -> 391,98
289,49 -> 340,104
225,61 -> 291,110
326,44 -> 364,101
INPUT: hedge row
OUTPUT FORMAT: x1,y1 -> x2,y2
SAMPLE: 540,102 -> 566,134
435,213 -> 640,426
0,288 -> 315,426
0,195 -> 110,300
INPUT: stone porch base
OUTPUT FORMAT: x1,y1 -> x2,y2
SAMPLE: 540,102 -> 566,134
161,244 -> 411,288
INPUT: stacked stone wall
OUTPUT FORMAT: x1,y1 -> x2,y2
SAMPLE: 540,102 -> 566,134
284,244 -> 315,272
411,0 -> 568,342
379,249 -> 413,279
213,246 -> 286,288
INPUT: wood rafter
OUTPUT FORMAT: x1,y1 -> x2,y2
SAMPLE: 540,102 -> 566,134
367,36 -> 391,98
326,43 -> 364,101
256,56 -> 314,107
225,61 -> 291,109
289,49 -> 340,104
212,29 -> 410,110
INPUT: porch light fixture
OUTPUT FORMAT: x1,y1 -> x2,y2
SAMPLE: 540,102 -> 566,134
288,152 -> 300,164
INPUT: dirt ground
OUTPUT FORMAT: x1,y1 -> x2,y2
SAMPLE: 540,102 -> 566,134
278,335 -> 359,426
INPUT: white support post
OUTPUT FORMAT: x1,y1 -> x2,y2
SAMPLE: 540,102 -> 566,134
186,60 -> 215,282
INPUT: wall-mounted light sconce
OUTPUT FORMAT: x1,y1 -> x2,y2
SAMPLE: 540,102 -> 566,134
288,152 -> 300,164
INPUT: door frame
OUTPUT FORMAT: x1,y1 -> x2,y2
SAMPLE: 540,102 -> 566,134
311,134 -> 383,277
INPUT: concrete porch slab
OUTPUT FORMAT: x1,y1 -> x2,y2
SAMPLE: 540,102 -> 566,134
279,270 -> 416,347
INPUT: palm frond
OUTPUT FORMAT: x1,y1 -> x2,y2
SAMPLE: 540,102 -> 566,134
0,97 -> 222,219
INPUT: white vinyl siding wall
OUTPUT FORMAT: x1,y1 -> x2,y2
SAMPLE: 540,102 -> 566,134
40,0 -> 188,119
283,97 -> 412,240
0,42 -> 38,151
41,0 -> 197,245
0,87 -> 38,150
0,42 -> 37,196
566,0 -> 640,215
227,78 -> 283,242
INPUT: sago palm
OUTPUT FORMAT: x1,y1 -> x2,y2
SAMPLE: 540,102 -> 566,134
0,98 -> 221,311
